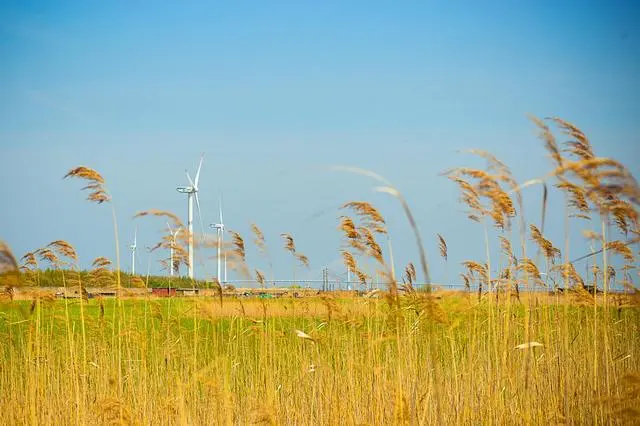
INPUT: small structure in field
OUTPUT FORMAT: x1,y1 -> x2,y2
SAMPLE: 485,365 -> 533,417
176,288 -> 199,297
151,287 -> 177,297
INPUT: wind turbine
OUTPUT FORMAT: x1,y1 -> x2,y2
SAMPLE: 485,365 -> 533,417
167,222 -> 182,277
176,155 -> 204,280
130,227 -> 137,275
209,198 -> 227,283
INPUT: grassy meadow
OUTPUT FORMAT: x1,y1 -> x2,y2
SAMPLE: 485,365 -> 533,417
0,295 -> 638,424
1,117 -> 639,424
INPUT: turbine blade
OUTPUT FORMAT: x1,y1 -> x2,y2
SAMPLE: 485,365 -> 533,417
195,192 -> 205,238
194,154 -> 204,187
186,171 -> 195,188
219,193 -> 225,224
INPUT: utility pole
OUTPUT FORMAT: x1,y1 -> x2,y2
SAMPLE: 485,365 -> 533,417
322,268 -> 328,292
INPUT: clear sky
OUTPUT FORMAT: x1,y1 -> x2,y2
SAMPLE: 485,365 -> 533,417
1,1 -> 639,285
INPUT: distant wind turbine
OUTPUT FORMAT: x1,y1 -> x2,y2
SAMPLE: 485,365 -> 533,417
210,197 -> 227,283
167,222 -> 182,277
176,155 -> 204,280
130,227 -> 137,275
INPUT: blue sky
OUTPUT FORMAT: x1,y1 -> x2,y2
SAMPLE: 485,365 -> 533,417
1,1 -> 639,285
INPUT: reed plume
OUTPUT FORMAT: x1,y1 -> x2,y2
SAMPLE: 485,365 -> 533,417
445,153 -> 517,230
89,257 -> 115,288
606,240 -> 634,263
47,240 -> 78,262
64,166 -> 110,203
339,216 -> 359,240
251,224 -> 267,254
529,225 -> 561,262
134,209 -> 184,228
460,272 -> 471,291
530,116 -> 564,167
295,253 -> 310,268
437,234 -> 448,261
0,241 -> 19,289
20,251 -> 38,270
281,233 -> 296,254
517,258 -> 543,281
255,269 -> 266,287
404,262 -> 416,284
341,250 -> 357,273
341,201 -> 387,234
354,269 -> 368,286
228,231 -> 246,262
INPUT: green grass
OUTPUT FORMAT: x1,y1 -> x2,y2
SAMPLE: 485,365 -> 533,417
0,295 -> 638,424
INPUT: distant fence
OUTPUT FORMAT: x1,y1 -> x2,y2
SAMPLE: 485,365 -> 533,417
213,279 -> 632,294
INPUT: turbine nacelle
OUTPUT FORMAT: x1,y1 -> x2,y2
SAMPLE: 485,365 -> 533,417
176,186 -> 194,194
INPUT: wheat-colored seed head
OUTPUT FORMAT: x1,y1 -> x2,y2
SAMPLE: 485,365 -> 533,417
255,269 -> 266,286
251,224 -> 267,253
0,241 -> 19,277
550,117 -> 594,161
355,269 -> 368,286
64,166 -> 110,203
89,256 -> 115,288
64,166 -> 105,183
517,258 -> 542,281
358,227 -> 384,264
529,225 -> 560,261
92,256 -> 112,269
437,234 -> 448,261
35,248 -> 60,267
460,272 -> 471,290
499,236 -> 514,263
462,261 -> 488,283
228,231 -> 246,262
134,209 -> 184,228
295,252 -> 310,268
607,199 -> 638,236
404,262 -> 416,284
446,158 -> 516,229
341,201 -> 387,234
20,251 -> 38,270
339,216 -> 359,240
556,181 -> 590,215
530,116 -> 564,167
555,262 -> 585,288
607,240 -> 635,263
281,233 -> 296,254
47,240 -> 78,262
341,250 -> 356,272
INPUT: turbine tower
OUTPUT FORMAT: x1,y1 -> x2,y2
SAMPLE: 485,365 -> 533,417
210,198 -> 227,283
167,222 -> 182,277
176,155 -> 204,280
130,228 -> 137,275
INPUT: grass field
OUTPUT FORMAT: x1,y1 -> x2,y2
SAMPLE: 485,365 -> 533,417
0,294 -> 638,424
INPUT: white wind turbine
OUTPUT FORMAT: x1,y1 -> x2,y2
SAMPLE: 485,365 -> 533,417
176,155 -> 204,280
209,198 -> 227,283
130,227 -> 137,275
167,222 -> 182,277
